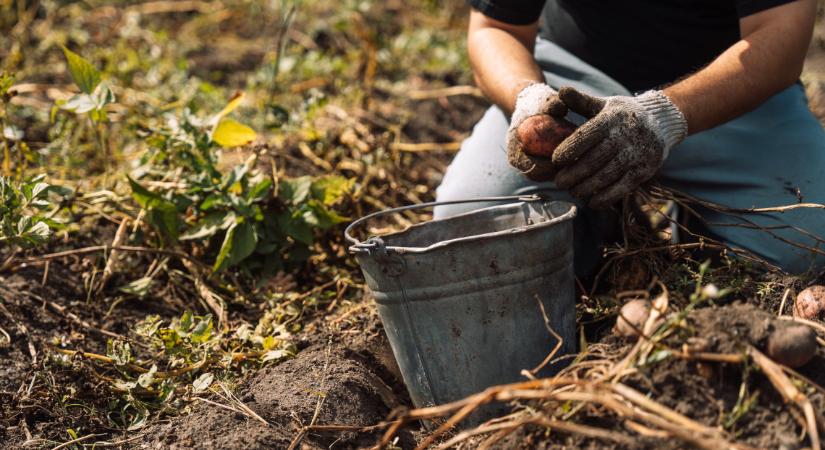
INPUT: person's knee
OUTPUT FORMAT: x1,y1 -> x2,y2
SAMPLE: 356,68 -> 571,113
766,243 -> 825,275
433,107 -> 520,219
730,220 -> 825,275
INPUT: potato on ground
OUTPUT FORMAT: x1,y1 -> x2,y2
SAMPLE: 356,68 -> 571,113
614,299 -> 652,338
766,323 -> 817,368
793,285 -> 825,321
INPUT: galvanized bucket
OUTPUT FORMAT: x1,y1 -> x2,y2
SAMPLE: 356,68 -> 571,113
345,196 -> 577,424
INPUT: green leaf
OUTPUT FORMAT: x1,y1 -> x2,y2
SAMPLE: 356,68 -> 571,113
31,184 -> 50,200
137,365 -> 157,388
158,328 -> 182,353
276,211 -> 314,245
220,163 -> 249,191
61,46 -> 101,95
106,340 -> 132,366
192,372 -> 214,393
308,200 -> 347,229
212,119 -> 257,148
0,72 -> 15,96
127,410 -> 148,431
199,194 -> 226,211
128,176 -> 166,209
118,276 -> 154,297
279,176 -> 311,204
59,94 -> 97,114
191,315 -> 213,344
310,175 -> 354,205
262,349 -> 289,362
179,311 -> 194,333
213,220 -> 258,272
91,81 -> 116,108
247,178 -> 273,201
180,212 -> 235,241
22,221 -> 52,242
641,349 -> 672,367
128,177 -> 180,241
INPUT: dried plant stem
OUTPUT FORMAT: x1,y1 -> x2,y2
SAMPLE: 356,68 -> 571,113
749,346 -> 821,450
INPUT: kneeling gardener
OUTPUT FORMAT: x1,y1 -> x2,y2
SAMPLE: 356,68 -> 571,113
435,0 -> 825,274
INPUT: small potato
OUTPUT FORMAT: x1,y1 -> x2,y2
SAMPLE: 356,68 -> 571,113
516,115 -> 577,158
766,324 -> 817,368
615,299 -> 651,338
793,285 -> 825,321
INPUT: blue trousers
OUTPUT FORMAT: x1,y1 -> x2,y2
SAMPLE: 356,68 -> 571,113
434,39 -> 825,275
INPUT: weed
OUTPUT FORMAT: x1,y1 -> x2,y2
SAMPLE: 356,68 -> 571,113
0,174 -> 70,249
56,47 -> 116,175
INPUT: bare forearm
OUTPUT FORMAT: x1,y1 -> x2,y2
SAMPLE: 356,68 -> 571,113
664,0 -> 816,134
468,12 -> 544,116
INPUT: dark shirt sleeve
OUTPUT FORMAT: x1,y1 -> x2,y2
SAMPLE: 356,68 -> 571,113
736,0 -> 797,17
465,0 -> 545,25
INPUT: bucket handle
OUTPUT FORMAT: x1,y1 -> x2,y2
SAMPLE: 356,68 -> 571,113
345,194 -> 544,254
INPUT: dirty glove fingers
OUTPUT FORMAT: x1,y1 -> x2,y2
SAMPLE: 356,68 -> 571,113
507,121 -> 558,180
554,139 -> 620,189
588,171 -> 641,209
558,87 -> 607,118
540,95 -> 568,118
507,149 -> 557,181
568,153 -> 629,199
551,115 -> 610,166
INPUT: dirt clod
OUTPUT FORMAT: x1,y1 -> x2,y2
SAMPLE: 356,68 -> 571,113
139,345 -> 402,450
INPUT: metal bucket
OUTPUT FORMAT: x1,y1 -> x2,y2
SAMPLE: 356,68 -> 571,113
345,196 -> 577,424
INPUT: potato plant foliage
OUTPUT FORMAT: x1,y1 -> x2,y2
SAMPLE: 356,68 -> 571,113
130,105 -> 351,274
3,35 -> 353,430
0,175 -> 69,248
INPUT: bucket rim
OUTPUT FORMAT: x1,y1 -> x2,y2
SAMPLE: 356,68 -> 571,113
350,199 -> 576,256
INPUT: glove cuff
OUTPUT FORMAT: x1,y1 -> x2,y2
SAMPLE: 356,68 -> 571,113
512,82 -> 560,125
636,90 -> 688,159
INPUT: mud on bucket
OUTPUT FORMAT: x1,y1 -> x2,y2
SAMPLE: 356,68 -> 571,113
345,195 -> 577,426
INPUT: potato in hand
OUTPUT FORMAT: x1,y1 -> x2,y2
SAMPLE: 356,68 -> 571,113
516,114 -> 577,158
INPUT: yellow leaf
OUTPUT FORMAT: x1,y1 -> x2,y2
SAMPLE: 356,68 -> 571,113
213,119 -> 257,148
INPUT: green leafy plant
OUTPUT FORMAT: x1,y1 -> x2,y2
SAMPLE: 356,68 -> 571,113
57,46 -> 117,174
0,174 -> 69,249
87,310 -> 295,429
130,99 -> 352,275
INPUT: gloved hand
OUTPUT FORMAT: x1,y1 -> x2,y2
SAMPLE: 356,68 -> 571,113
506,83 -> 569,181
552,87 -> 688,208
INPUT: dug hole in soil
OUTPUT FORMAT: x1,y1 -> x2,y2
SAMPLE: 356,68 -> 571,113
137,312 -> 416,450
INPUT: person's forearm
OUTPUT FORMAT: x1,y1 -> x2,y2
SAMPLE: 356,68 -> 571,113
664,1 -> 816,134
468,13 -> 544,116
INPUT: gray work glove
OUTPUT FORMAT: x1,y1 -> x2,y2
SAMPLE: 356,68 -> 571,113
553,87 -> 688,208
506,83 -> 568,181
